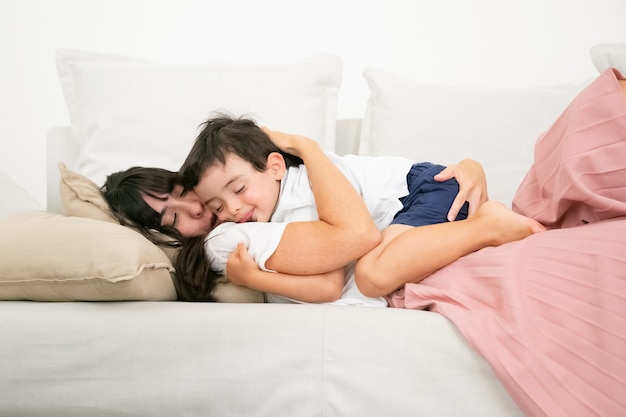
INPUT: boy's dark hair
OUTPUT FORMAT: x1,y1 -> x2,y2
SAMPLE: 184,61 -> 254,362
179,112 -> 303,192
173,112 -> 305,302
172,113 -> 304,302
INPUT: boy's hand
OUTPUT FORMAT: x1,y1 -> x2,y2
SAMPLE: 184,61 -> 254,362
226,242 -> 261,286
435,159 -> 489,220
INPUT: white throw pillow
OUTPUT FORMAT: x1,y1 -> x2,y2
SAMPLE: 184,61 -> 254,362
359,68 -> 583,207
56,49 -> 342,186
590,43 -> 626,74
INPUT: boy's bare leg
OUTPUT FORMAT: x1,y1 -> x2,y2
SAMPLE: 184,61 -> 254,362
355,201 -> 546,298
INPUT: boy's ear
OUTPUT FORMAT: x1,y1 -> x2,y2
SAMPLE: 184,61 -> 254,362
266,152 -> 287,180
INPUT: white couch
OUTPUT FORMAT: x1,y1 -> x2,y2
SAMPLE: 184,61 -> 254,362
1,46 -> 625,417
1,119 -> 527,417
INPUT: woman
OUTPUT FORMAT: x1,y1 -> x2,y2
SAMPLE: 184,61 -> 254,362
102,126 -> 541,303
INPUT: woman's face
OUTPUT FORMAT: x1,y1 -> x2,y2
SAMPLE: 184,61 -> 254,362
143,184 -> 219,237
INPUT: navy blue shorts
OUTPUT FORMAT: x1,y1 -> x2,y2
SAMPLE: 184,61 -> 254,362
390,162 -> 468,227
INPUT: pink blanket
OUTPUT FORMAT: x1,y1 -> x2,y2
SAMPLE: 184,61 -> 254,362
388,69 -> 626,417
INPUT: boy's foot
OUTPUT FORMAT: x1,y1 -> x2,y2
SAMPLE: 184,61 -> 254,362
475,201 -> 546,246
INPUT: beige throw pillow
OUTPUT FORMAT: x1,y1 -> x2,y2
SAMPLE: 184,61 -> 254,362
58,162 -> 117,223
0,211 -> 176,301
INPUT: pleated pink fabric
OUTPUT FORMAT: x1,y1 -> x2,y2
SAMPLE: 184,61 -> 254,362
389,69 -> 626,417
389,220 -> 626,417
512,68 -> 626,228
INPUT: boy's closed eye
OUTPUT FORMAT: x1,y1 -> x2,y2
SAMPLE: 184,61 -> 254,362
206,200 -> 224,213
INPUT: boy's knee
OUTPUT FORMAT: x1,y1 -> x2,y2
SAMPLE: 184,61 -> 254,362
355,259 -> 387,298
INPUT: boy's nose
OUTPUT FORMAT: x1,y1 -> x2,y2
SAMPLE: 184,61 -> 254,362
227,203 -> 240,217
223,200 -> 241,220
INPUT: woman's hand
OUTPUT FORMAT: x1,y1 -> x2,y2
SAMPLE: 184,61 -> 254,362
261,127 -> 318,158
434,159 -> 489,220
225,242 -> 260,286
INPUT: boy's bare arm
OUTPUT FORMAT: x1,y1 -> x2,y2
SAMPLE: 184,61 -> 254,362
262,128 -> 381,275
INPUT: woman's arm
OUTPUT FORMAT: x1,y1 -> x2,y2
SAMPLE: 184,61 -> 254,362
227,242 -> 344,303
262,128 -> 381,275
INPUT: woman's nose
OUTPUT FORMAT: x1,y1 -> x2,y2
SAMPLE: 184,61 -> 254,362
179,199 -> 204,218
191,201 -> 204,218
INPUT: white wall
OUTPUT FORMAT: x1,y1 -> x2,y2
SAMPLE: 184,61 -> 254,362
1,0 -> 625,206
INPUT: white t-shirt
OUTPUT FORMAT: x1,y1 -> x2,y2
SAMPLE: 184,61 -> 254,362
205,152 -> 415,307
272,153 -> 414,228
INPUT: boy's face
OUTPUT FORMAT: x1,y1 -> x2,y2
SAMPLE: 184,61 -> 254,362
194,152 -> 285,223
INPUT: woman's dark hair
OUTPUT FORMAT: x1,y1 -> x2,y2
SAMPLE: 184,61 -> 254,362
101,166 -> 184,247
179,112 -> 303,192
101,166 -> 222,302
172,235 -> 220,302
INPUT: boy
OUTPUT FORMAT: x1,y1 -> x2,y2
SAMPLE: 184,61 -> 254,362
178,114 -> 542,303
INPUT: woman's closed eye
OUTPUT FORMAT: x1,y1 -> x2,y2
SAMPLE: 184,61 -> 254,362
160,210 -> 177,228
